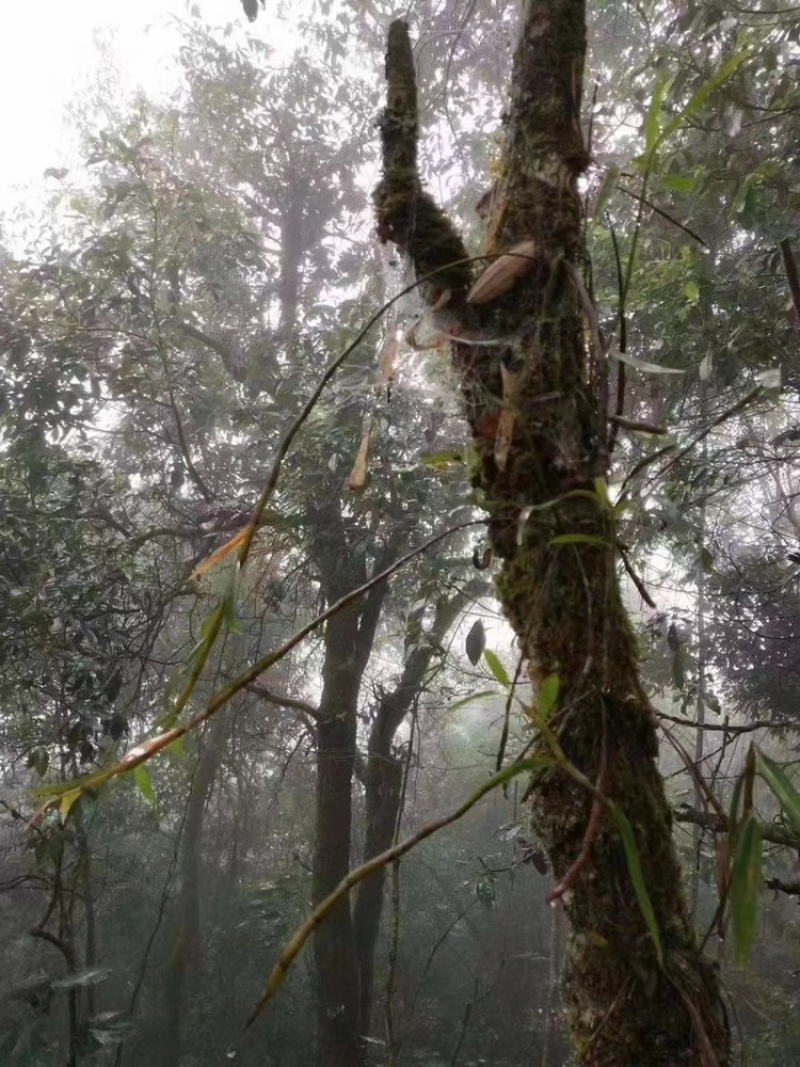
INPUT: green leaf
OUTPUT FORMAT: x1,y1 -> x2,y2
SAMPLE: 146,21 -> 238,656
221,587 -> 243,634
610,806 -> 663,965
644,71 -> 671,158
536,674 -> 560,722
167,736 -> 186,758
728,773 -> 744,829
684,280 -> 699,302
448,690 -> 498,712
730,816 -> 762,965
758,753 -> 800,834
593,476 -> 611,509
483,649 -> 510,688
671,646 -> 688,691
133,764 -> 157,809
421,449 -> 464,469
465,619 -> 486,666
615,353 -> 685,375
662,51 -> 752,144
660,174 -> 696,193
26,746 -> 50,777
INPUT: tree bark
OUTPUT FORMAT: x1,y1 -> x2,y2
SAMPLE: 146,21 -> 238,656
375,8 -> 730,1066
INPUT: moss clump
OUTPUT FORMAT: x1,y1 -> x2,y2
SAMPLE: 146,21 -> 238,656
373,21 -> 472,303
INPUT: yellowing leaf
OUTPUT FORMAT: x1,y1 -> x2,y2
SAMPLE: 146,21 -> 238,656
378,333 -> 398,384
59,789 -> 82,822
494,408 -> 515,471
466,240 -> 537,304
191,527 -> 250,581
348,425 -> 372,491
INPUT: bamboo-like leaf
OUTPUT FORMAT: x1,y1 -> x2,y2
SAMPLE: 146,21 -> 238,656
593,477 -> 612,509
448,691 -> 498,713
421,449 -> 464,468
609,805 -> 663,966
133,765 -> 157,809
191,526 -> 249,581
730,815 -> 762,965
536,674 -> 560,722
615,352 -> 685,375
758,752 -> 800,834
728,772 -> 744,829
494,408 -> 515,471
483,649 -> 510,688
59,788 -> 82,822
378,332 -> 398,384
348,424 -> 371,491
661,51 -> 751,144
714,833 -> 730,909
644,72 -> 671,157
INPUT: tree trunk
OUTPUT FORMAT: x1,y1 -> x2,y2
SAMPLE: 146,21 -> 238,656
308,501 -> 396,1067
160,712 -> 229,1067
375,7 -> 730,1065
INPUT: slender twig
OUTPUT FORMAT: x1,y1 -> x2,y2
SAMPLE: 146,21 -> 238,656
34,522 -> 485,803
495,649 -> 526,773
620,386 -> 764,497
548,723 -> 608,904
657,711 -> 798,734
780,238 -> 800,324
244,756 -> 548,1028
617,183 -> 708,247
619,546 -> 657,609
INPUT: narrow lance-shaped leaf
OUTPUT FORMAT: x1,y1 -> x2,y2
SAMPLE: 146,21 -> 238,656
730,815 -> 762,965
483,649 -> 510,688
536,674 -> 560,723
134,764 -> 157,809
609,804 -> 664,967
758,752 -> 800,834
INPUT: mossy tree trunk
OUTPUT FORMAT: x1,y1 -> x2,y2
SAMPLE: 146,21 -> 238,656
374,6 -> 730,1065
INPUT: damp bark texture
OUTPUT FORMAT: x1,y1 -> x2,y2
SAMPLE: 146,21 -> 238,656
374,8 -> 730,1067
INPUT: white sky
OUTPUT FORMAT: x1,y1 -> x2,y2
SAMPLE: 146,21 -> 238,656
0,0 -> 255,204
